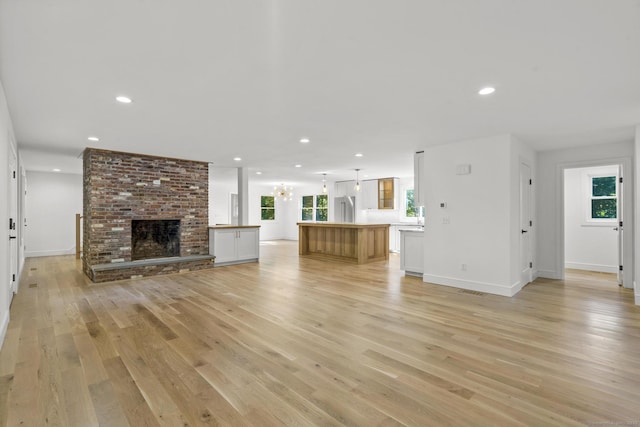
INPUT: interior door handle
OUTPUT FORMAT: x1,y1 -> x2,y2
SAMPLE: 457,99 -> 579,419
9,236 -> 16,240
613,227 -> 618,231
521,229 -> 528,234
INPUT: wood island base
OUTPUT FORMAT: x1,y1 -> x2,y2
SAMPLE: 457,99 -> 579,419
297,222 -> 389,264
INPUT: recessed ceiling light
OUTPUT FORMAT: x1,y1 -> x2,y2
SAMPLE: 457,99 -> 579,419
300,138 -> 310,143
233,157 -> 242,161
294,164 -> 302,168
52,168 -> 61,172
256,171 -> 262,175
478,87 -> 495,95
116,95 -> 132,103
355,153 -> 363,157
87,136 -> 99,142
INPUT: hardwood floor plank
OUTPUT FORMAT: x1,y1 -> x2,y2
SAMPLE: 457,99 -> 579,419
0,242 -> 638,425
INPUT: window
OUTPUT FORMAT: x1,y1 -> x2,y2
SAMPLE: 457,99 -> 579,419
261,196 -> 275,220
301,196 -> 314,220
316,195 -> 328,221
590,175 -> 617,220
405,189 -> 417,217
300,194 -> 328,221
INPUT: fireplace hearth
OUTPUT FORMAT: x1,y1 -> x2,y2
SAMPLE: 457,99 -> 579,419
132,219 -> 180,261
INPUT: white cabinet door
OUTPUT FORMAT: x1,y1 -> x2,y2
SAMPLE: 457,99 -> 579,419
361,180 -> 378,209
400,231 -> 424,276
389,225 -> 398,252
237,228 -> 259,261
213,229 -> 238,264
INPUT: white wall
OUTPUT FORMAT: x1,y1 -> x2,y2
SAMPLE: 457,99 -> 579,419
25,171 -> 83,257
564,166 -> 619,273
536,141 -> 634,288
209,165 -> 237,225
0,79 -> 18,348
421,134 -> 530,296
635,125 -> 640,304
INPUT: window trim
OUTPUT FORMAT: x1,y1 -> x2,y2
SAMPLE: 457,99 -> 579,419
299,194 -> 329,222
260,195 -> 276,221
584,173 -> 617,226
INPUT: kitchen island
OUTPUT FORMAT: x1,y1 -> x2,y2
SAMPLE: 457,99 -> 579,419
297,222 -> 389,264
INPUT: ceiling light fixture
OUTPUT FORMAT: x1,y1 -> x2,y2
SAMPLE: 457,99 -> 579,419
478,87 -> 495,95
233,157 -> 242,161
256,171 -> 262,175
295,164 -> 302,168
116,95 -> 132,103
300,138 -> 310,143
355,153 -> 363,157
52,168 -> 61,172
272,183 -> 293,201
322,173 -> 327,193
87,136 -> 99,142
355,169 -> 361,192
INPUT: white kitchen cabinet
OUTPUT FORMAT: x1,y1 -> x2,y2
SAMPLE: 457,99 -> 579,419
414,151 -> 424,206
361,180 -> 378,209
389,225 -> 399,252
335,180 -> 357,197
209,226 -> 260,266
400,229 -> 424,276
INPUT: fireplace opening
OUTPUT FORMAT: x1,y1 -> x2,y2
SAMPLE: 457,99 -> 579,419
131,219 -> 180,261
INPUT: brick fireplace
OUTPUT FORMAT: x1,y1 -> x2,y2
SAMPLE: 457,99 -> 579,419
82,148 -> 214,282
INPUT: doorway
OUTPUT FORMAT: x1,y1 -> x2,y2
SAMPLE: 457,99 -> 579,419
563,164 -> 624,287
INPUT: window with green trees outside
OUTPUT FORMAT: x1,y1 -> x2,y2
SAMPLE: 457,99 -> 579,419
261,196 -> 275,220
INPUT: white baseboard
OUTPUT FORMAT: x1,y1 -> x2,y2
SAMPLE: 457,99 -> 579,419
565,262 -> 617,274
0,310 -> 9,351
635,280 -> 639,306
537,270 -> 562,280
422,274 -> 522,297
26,248 -> 75,258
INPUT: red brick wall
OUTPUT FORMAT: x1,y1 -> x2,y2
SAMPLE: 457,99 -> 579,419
82,148 -> 210,281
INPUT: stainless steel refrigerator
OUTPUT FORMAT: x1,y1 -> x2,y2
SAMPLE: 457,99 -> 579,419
334,196 -> 356,223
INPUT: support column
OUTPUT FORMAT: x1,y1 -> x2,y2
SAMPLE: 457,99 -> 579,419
238,167 -> 249,226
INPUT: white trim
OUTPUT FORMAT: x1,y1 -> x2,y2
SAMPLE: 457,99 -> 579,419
0,310 -> 9,351
26,248 -> 75,258
422,274 -> 523,297
564,262 -> 618,274
537,269 -> 562,280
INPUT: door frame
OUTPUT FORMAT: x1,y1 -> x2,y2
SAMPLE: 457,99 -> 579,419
520,160 -> 533,286
7,141 -> 18,295
555,156 -> 634,288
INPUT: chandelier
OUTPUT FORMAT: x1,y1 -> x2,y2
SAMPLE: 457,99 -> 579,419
272,183 -> 293,201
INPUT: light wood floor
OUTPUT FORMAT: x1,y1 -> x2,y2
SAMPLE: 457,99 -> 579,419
0,241 -> 638,426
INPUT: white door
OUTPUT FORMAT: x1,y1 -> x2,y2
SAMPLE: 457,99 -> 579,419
8,144 -> 18,295
520,162 -> 532,286
617,172 -> 623,285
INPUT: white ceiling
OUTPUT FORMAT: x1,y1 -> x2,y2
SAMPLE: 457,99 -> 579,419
1,0 -> 639,186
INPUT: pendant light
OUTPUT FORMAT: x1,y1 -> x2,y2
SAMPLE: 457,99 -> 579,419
355,169 -> 361,192
322,173 -> 327,193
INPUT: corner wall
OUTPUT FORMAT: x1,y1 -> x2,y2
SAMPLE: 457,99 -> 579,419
25,171 -> 82,257
422,134 -> 529,296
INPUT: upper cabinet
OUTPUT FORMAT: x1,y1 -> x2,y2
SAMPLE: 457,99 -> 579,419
378,178 -> 396,209
414,151 -> 424,206
361,180 -> 378,209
